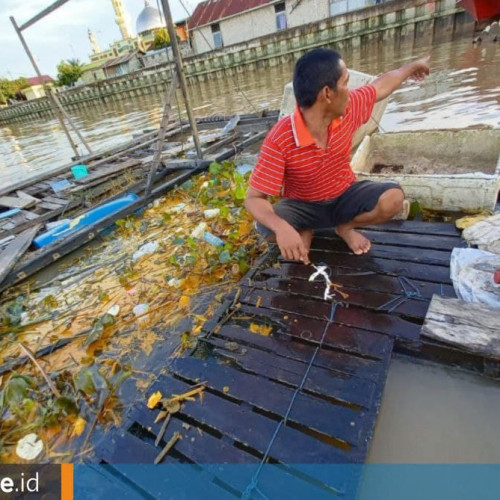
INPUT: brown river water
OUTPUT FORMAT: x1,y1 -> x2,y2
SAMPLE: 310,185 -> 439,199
1,35 -> 500,463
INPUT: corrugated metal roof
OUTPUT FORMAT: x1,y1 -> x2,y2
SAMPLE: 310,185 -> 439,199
101,52 -> 136,69
189,0 -> 272,30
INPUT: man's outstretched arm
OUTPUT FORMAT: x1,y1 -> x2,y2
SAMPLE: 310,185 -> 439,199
245,187 -> 309,263
372,56 -> 430,102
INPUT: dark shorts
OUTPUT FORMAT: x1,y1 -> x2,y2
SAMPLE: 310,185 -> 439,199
255,180 -> 403,238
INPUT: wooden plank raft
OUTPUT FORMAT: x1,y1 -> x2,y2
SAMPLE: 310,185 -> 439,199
91,220 -> 500,496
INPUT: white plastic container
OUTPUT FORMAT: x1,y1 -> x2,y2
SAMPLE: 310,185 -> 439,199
351,129 -> 500,212
279,69 -> 389,148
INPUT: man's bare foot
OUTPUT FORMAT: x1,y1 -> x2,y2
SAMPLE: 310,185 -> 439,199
336,227 -> 371,255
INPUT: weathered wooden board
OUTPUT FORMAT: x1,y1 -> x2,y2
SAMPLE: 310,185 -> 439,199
421,295 -> 500,360
38,201 -> 67,211
0,196 -> 36,209
0,224 -> 41,285
16,191 -> 40,204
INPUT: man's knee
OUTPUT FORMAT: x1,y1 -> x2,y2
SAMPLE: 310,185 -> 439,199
378,188 -> 404,218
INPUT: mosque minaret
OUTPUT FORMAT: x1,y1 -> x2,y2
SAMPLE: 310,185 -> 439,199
111,0 -> 132,40
88,29 -> 101,55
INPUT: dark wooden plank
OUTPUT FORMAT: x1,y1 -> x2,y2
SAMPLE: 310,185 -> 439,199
306,250 -> 451,284
311,239 -> 453,266
241,288 -> 421,344
314,227 -> 464,249
236,304 -> 394,360
209,342 -> 378,409
170,356 -> 370,446
101,432 -> 234,500
362,220 -> 461,237
259,264 -> 455,298
0,224 -> 41,286
248,277 -> 430,319
151,374 -> 357,463
213,324 -> 386,381
130,406 -> 344,498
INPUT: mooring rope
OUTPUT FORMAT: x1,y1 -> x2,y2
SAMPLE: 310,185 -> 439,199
241,301 -> 340,500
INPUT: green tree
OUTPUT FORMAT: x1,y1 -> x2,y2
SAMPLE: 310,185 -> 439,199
56,59 -> 84,87
153,28 -> 171,50
0,79 -> 14,104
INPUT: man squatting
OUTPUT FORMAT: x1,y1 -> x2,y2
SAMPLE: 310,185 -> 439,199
245,48 -> 430,264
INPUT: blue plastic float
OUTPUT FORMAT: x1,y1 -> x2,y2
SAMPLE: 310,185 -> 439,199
33,193 -> 139,248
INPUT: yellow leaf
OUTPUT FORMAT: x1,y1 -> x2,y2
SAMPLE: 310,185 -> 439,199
72,417 -> 86,437
179,295 -> 190,309
147,391 -> 162,409
223,386 -> 230,394
193,325 -> 202,335
249,323 -> 272,336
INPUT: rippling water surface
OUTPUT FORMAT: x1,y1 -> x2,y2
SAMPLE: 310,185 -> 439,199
1,37 -> 498,190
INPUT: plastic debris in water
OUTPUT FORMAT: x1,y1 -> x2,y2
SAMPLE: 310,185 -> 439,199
132,241 -> 159,262
16,434 -> 44,461
308,264 -> 335,301
203,208 -> 220,219
107,305 -> 120,317
203,232 -> 225,246
191,222 -> 207,239
133,304 -> 150,322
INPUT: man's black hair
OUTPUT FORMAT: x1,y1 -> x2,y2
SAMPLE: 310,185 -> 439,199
293,48 -> 343,108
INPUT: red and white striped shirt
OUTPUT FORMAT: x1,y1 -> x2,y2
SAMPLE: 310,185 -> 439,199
250,84 -> 377,201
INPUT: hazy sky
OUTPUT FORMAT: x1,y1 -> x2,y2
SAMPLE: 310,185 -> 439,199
0,0 -> 204,79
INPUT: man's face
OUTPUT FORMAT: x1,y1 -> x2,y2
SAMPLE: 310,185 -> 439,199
327,60 -> 350,116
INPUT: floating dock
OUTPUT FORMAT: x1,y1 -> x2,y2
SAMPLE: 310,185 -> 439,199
88,219 -> 487,498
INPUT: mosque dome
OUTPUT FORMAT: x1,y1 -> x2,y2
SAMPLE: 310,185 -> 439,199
136,1 -> 164,35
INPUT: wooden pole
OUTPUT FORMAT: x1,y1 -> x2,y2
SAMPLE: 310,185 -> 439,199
146,70 -> 178,195
10,16 -> 79,158
160,0 -> 203,159
10,16 -> 93,157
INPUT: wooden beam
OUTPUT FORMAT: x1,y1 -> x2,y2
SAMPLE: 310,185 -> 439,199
19,0 -> 71,31
421,295 -> 500,360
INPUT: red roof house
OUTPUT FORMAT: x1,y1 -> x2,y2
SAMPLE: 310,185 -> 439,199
26,75 -> 54,86
189,0 -> 272,29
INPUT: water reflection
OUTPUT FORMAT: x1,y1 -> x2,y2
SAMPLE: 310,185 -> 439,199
0,37 -> 498,189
